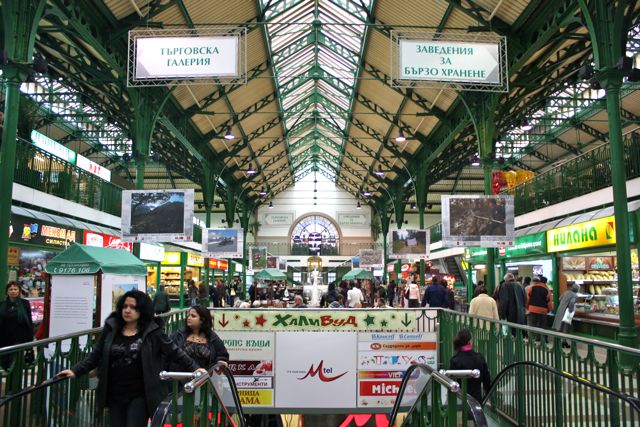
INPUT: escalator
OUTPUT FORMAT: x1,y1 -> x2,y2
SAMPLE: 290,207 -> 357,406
151,362 -> 246,427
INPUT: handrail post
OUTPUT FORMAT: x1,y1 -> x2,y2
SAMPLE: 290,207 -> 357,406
515,329 -> 526,426
607,349 -> 621,427
553,336 -> 564,427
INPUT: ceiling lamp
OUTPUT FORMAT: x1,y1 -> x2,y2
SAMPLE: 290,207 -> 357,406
363,189 -> 371,197
224,126 -> 235,140
411,202 -> 416,210
268,201 -> 274,209
259,187 -> 267,196
521,120 -> 533,131
395,129 -> 406,143
247,164 -> 256,175
357,201 -> 362,209
375,165 -> 384,177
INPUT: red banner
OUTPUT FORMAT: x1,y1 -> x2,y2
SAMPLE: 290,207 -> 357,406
83,231 -> 133,252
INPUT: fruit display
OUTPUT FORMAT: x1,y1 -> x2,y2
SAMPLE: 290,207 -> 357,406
564,271 -> 616,281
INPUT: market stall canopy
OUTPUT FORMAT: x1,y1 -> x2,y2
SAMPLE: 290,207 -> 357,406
45,243 -> 147,275
342,269 -> 373,281
255,268 -> 287,281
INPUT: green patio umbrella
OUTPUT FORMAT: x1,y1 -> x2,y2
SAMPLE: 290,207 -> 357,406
342,268 -> 373,281
254,268 -> 287,281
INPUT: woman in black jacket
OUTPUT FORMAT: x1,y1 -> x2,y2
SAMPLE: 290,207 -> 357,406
58,290 -> 205,427
0,282 -> 34,369
449,329 -> 492,403
170,305 -> 228,370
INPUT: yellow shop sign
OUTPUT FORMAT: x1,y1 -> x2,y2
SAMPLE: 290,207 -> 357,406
547,216 -> 616,252
162,251 -> 182,265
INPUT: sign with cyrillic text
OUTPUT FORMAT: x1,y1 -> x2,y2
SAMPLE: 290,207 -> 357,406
134,36 -> 238,80
400,40 -> 500,84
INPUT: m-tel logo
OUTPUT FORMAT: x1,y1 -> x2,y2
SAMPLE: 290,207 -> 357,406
297,360 -> 347,382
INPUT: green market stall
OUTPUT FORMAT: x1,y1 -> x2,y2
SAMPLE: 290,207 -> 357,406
255,268 -> 287,281
342,268 -> 374,281
43,244 -> 147,337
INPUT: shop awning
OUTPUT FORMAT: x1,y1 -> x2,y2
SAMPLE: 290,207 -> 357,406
11,205 -> 120,237
45,243 -> 147,275
515,199 -> 640,237
254,268 -> 287,281
342,268 -> 373,281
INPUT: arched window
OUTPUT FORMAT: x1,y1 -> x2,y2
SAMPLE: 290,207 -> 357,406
290,215 -> 340,255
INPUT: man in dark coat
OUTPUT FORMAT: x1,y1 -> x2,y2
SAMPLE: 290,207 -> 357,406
497,273 -> 526,334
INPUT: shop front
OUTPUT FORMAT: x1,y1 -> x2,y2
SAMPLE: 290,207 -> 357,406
547,215 -> 640,339
139,243 -> 165,293
8,213 -> 80,300
160,251 -> 204,307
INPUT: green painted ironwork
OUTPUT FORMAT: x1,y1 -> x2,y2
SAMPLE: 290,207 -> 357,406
0,308 -> 190,426
14,137 -> 122,216
438,310 -> 640,426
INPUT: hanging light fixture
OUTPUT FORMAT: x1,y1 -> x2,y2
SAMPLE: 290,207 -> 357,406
357,201 -> 362,209
247,164 -> 256,174
259,187 -> 267,196
375,165 -> 384,177
224,126 -> 235,140
411,202 -> 416,210
363,189 -> 371,197
395,129 -> 406,143
268,201 -> 274,209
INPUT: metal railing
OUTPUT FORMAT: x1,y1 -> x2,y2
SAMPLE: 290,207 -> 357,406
502,131 -> 640,216
0,308 -> 189,426
152,363 -> 245,427
389,363 -> 487,426
483,361 -> 640,427
438,310 -> 640,426
14,137 -> 123,216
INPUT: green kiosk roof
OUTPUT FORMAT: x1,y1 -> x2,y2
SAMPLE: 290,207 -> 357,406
342,269 -> 373,281
255,268 -> 287,281
45,243 -> 147,276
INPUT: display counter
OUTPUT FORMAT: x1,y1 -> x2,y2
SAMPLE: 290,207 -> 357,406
571,311 -> 640,340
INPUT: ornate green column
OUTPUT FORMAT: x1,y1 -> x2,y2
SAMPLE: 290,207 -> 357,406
239,204 -> 252,301
376,200 -> 393,284
391,181 -> 407,230
413,169 -> 428,288
0,0 -> 46,297
578,0 -> 638,349
202,167 -> 215,301
462,92 -> 501,295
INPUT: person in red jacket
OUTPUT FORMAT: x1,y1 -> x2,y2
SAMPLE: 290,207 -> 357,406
525,276 -> 553,340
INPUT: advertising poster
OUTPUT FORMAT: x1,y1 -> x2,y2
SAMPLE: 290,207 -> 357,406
250,247 -> 267,271
441,195 -> 514,248
275,332 -> 357,408
357,332 -> 437,408
217,331 -> 275,407
278,258 -> 287,272
352,256 -> 360,269
83,231 -> 133,253
100,274 -> 146,325
388,229 -> 430,260
202,228 -> 243,258
358,249 -> 384,268
121,189 -> 194,242
49,275 -> 94,348
266,256 -> 278,269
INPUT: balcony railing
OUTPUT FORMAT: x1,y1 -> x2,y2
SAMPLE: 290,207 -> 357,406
14,137 -> 123,216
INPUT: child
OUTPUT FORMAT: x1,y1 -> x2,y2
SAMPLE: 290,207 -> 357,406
449,329 -> 492,403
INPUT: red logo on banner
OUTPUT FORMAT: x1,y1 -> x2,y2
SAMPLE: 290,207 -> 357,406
298,360 -> 347,382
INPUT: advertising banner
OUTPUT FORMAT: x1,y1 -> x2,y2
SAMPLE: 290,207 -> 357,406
83,231 -> 133,253
388,229 -> 429,260
358,249 -> 384,268
139,243 -> 165,262
218,331 -> 275,408
547,216 -> 616,253
202,228 -> 243,258
49,275 -> 94,348
267,256 -> 278,269
352,256 -> 360,269
357,332 -> 437,408
278,258 -> 287,272
121,189 -> 194,242
275,332 -> 358,408
100,274 -> 146,325
212,309 -> 416,332
9,214 -> 79,249
250,247 -> 267,271
441,195 -> 515,248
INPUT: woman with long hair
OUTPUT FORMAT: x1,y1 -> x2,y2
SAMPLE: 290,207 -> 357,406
170,305 -> 228,369
58,290 -> 205,427
0,282 -> 34,369
449,329 -> 492,403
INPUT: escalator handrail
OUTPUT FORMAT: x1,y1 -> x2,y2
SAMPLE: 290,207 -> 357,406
150,363 -> 246,427
389,363 -> 488,427
482,360 -> 640,415
0,375 -> 69,407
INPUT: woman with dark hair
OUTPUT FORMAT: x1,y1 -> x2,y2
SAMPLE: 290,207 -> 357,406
0,282 -> 34,369
58,290 -> 205,427
449,329 -> 492,403
170,305 -> 228,369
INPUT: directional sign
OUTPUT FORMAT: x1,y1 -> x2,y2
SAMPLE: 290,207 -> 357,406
400,40 -> 500,84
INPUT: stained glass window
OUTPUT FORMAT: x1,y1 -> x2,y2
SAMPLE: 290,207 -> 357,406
290,215 -> 339,256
